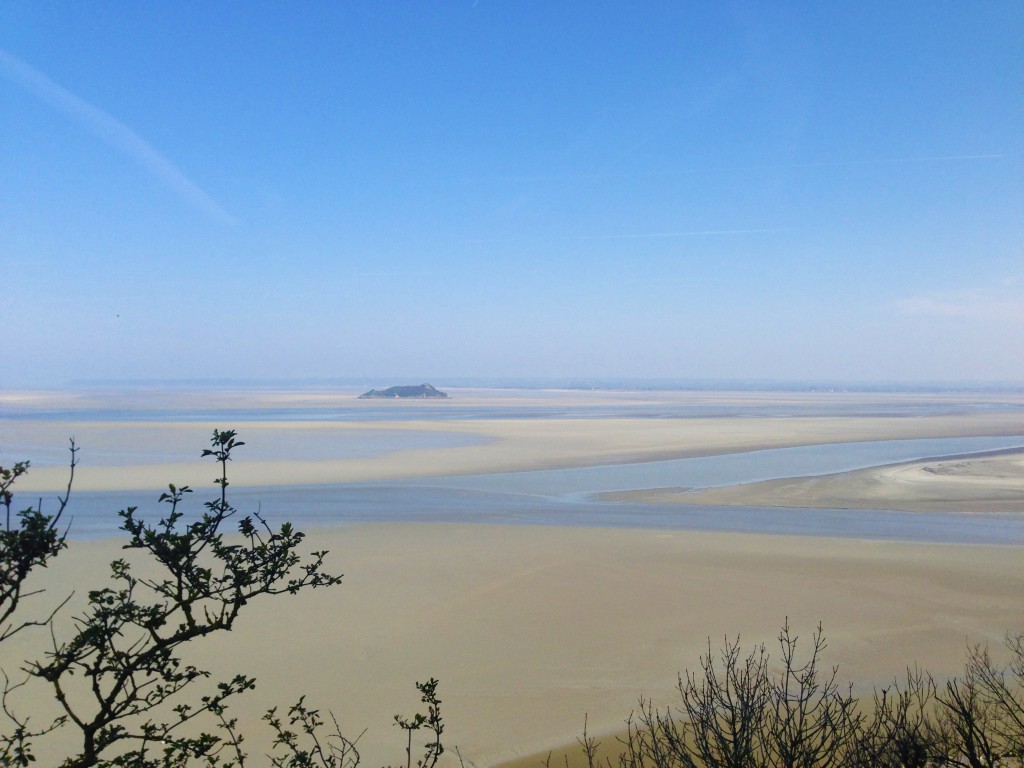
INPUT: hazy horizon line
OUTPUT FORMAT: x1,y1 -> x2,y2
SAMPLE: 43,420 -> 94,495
9,376 -> 1024,394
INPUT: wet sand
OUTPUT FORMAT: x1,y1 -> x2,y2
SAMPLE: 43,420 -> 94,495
2,388 -> 1023,765
5,524 -> 1021,767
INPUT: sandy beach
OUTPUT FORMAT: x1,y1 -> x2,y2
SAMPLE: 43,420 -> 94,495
4,524 -> 1021,767
1,388 -> 1023,765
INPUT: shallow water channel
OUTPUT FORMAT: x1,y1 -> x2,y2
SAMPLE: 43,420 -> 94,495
61,435 -> 1024,544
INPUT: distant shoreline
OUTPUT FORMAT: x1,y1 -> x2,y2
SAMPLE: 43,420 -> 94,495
10,377 -> 1024,394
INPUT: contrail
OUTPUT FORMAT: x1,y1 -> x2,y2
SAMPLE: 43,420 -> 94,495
467,228 -> 788,244
564,228 -> 789,240
454,154 -> 1007,184
798,154 -> 1006,169
0,49 -> 237,226
355,271 -> 434,277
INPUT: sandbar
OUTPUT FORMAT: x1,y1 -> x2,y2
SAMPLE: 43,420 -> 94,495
7,390 -> 1024,493
607,448 -> 1024,514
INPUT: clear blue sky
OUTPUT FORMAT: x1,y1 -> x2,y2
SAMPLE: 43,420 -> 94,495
2,2 -> 1021,387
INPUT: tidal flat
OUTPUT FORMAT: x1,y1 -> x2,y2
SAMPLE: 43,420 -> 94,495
1,386 -> 1022,765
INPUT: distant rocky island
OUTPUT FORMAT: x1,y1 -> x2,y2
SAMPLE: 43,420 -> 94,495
358,383 -> 449,399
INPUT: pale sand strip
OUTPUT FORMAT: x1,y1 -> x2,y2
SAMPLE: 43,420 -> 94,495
9,411 -> 1024,492
609,449 -> 1024,514
6,524 -> 1022,767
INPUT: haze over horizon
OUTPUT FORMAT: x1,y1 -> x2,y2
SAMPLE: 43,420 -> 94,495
2,3 -> 1021,389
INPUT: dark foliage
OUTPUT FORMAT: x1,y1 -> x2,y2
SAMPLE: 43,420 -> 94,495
0,440 -> 75,643
567,624 -> 1024,768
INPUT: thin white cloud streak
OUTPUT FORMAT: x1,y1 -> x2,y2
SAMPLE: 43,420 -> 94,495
467,227 -> 788,244
0,49 -> 236,226
355,271 -> 434,277
565,227 -> 789,240
453,154 -> 1006,184
895,286 -> 1024,321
